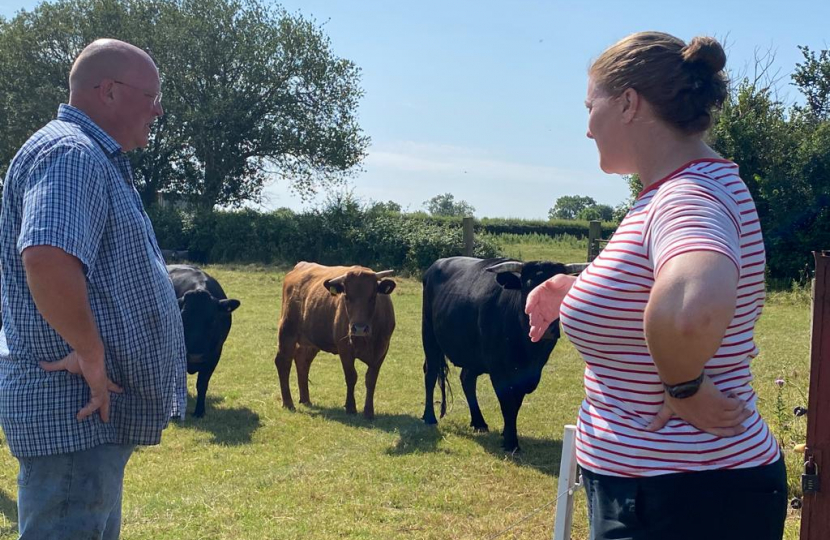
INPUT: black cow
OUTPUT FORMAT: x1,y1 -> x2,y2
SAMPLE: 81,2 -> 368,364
168,264 -> 241,418
422,257 -> 582,451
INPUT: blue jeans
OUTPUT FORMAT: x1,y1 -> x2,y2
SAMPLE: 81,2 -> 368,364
582,456 -> 787,540
16,443 -> 135,540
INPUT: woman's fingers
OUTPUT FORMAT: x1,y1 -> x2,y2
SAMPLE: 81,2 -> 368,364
646,404 -> 674,432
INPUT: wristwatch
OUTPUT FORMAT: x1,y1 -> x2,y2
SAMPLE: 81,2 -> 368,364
663,372 -> 705,399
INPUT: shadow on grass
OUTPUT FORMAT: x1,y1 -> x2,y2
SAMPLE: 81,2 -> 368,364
175,395 -> 261,445
0,488 -> 17,535
298,404 -> 562,472
302,404 -> 446,456
453,427 -> 564,477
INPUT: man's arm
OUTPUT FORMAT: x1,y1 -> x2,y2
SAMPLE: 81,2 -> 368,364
22,245 -> 120,422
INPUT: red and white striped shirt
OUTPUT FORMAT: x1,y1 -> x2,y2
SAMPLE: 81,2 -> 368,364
561,159 -> 779,477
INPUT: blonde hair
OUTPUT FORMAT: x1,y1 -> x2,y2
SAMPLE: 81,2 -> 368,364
590,32 -> 728,134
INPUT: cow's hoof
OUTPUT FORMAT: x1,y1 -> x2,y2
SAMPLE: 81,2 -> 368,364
192,410 -> 205,419
422,414 -> 438,425
299,399 -> 312,406
345,406 -> 358,414
283,403 -> 296,411
363,411 -> 375,420
502,442 -> 521,454
472,424 -> 489,433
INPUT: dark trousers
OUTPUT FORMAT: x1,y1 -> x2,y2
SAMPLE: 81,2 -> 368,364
582,457 -> 787,540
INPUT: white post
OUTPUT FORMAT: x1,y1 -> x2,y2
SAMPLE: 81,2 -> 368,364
552,424 -> 580,540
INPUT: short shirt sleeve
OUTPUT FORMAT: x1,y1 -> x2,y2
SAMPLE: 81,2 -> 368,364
647,178 -> 742,278
17,144 -> 109,276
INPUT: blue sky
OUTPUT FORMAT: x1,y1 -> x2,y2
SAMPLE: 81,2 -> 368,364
2,0 -> 829,218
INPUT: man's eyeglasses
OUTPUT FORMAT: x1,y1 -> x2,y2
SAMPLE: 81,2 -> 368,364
94,80 -> 162,107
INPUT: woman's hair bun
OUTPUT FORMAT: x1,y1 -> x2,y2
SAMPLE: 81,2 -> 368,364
682,36 -> 726,75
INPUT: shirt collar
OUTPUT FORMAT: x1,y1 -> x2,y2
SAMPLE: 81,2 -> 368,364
57,104 -> 123,157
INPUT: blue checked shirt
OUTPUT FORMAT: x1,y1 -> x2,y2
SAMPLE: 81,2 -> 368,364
0,104 -> 187,457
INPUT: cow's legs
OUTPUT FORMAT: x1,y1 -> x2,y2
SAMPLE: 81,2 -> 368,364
363,355 -> 386,420
493,379 -> 524,452
193,360 -> 218,418
421,308 -> 444,425
339,352 -> 359,414
274,324 -> 298,410
461,368 -> 488,432
295,346 -> 319,406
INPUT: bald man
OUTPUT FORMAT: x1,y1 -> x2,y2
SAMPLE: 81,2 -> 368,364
0,39 -> 187,539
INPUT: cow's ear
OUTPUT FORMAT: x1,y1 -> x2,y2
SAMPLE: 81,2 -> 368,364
323,279 -> 345,296
495,272 -> 522,290
377,279 -> 396,295
219,299 -> 241,313
177,297 -> 185,308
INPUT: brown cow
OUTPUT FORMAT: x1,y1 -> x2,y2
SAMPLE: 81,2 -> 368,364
274,262 -> 396,419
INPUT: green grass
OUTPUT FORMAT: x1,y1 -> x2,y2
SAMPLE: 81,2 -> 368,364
0,265 -> 810,539
496,233 -> 589,263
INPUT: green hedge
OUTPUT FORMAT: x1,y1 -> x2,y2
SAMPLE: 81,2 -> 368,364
390,214 -> 618,238
478,217 -> 617,238
146,204 -> 505,274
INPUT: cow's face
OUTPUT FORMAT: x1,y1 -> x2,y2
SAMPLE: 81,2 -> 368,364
178,289 -> 241,361
324,270 -> 396,337
488,260 -> 570,341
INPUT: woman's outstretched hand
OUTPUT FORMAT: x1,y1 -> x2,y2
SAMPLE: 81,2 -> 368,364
525,274 -> 577,342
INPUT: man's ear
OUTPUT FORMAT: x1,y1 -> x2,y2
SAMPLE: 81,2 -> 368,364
620,87 -> 639,124
96,78 -> 117,105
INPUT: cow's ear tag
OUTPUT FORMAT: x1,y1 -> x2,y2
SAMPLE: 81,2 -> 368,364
330,286 -> 338,296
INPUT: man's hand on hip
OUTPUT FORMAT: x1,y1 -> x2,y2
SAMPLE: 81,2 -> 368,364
40,351 -> 123,422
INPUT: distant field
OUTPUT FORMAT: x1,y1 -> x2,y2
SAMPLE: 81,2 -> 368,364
0,260 -> 810,539
495,232 -> 589,264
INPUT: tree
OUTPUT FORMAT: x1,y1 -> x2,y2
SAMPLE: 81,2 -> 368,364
548,195 -> 596,220
707,47 -> 830,281
368,200 -> 402,214
424,193 -> 475,217
0,0 -> 369,210
577,204 -> 614,222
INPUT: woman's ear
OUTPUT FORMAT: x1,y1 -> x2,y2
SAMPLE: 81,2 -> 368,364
620,87 -> 640,124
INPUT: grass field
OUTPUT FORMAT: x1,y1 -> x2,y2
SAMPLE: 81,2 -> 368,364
0,253 -> 812,539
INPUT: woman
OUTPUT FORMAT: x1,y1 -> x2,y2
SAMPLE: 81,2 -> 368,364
526,32 -> 787,540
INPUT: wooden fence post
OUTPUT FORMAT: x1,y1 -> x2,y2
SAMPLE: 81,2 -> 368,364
801,250 -> 830,540
587,220 -> 602,262
463,217 -> 474,257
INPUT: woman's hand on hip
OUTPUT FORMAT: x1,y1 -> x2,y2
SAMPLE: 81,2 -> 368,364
646,375 -> 753,437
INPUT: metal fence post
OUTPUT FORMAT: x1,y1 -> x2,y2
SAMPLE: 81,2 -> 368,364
552,425 -> 580,540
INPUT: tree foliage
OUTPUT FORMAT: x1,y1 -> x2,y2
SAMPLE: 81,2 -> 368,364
0,0 -> 368,209
577,204 -> 613,222
548,195 -> 615,222
708,47 -> 830,281
548,195 -> 596,220
423,193 -> 475,217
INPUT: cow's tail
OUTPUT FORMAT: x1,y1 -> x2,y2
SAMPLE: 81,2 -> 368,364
422,279 -> 452,419
438,357 -> 451,418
